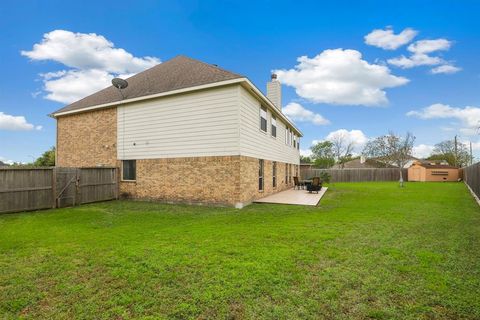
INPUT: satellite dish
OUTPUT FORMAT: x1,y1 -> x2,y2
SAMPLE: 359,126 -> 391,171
112,78 -> 128,99
112,78 -> 128,90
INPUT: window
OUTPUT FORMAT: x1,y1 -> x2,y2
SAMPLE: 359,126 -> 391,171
285,163 -> 288,185
260,106 -> 267,132
259,159 -> 264,191
285,127 -> 289,145
293,135 -> 296,148
432,170 -> 449,176
297,138 -> 300,150
273,161 -> 277,188
122,160 -> 136,181
289,164 -> 292,184
271,116 -> 277,137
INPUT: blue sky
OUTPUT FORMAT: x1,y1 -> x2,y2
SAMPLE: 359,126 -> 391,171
1,0 -> 480,163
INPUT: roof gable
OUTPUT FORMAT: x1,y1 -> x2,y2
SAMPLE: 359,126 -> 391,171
51,55 -> 244,115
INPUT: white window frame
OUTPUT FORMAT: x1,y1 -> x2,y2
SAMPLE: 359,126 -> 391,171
271,116 -> 277,138
259,159 -> 264,191
260,106 -> 267,133
121,160 -> 136,181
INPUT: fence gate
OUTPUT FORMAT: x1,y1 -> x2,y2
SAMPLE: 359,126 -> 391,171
55,168 -> 79,208
0,167 -> 118,214
54,167 -> 119,208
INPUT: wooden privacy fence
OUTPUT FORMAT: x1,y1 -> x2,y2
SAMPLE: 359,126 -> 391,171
463,162 -> 480,199
0,167 -> 118,214
300,168 -> 408,182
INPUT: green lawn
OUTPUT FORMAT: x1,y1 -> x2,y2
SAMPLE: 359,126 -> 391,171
1,182 -> 479,319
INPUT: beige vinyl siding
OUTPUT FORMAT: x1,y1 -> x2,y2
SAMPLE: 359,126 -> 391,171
238,86 -> 300,164
118,86 -> 240,159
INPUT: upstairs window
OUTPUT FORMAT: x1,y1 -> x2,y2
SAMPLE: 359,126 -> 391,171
293,135 -> 296,148
285,127 -> 289,145
297,139 -> 300,150
122,160 -> 136,181
260,106 -> 267,132
259,159 -> 264,191
271,116 -> 277,137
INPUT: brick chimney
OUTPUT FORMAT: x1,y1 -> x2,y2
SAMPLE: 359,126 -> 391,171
267,73 -> 282,110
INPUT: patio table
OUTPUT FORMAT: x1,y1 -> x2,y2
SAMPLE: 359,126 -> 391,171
300,180 -> 312,189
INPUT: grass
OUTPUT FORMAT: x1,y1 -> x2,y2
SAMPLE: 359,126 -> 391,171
1,182 -> 479,319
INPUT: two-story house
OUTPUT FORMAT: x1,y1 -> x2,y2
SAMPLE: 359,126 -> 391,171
51,56 -> 302,208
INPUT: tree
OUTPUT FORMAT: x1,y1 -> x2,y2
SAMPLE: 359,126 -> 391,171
328,131 -> 355,169
310,141 -> 335,168
429,139 -> 470,167
362,132 -> 415,187
314,157 -> 336,168
33,147 -> 55,167
300,155 -> 312,164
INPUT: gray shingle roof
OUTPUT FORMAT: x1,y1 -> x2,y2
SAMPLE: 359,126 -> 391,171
51,55 -> 244,115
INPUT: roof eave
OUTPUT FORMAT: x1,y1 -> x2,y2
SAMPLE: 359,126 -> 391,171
242,78 -> 303,137
50,78 -> 247,118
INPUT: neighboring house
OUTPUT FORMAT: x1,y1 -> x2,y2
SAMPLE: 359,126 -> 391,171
0,161 -> 8,167
401,157 -> 421,169
300,163 -> 315,170
51,56 -> 302,208
408,160 -> 459,182
332,156 -> 395,169
356,156 -> 420,169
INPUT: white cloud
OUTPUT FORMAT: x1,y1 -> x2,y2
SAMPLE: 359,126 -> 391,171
408,39 -> 452,54
431,64 -> 461,74
0,157 -> 14,165
412,144 -> 435,158
22,30 -> 160,104
311,129 -> 369,155
282,102 -> 330,126
21,30 -> 159,74
41,69 -> 114,104
275,49 -> 409,106
325,129 -> 369,148
471,142 -> 480,151
388,53 -> 443,68
364,27 -> 418,50
300,149 -> 313,157
387,38 -> 459,73
0,112 -> 41,131
407,103 -> 480,136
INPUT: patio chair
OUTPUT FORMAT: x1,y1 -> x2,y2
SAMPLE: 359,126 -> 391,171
293,176 -> 303,190
307,177 -> 322,194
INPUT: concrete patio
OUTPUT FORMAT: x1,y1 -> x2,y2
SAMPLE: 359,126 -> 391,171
254,187 -> 328,206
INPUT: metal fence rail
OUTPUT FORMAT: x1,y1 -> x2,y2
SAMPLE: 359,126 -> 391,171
300,168 -> 408,182
463,163 -> 480,199
0,167 -> 118,214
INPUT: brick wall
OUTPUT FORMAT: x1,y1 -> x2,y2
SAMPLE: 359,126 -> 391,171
119,156 -> 241,206
56,107 -> 117,167
118,156 -> 298,207
56,107 -> 300,207
239,157 -> 297,204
